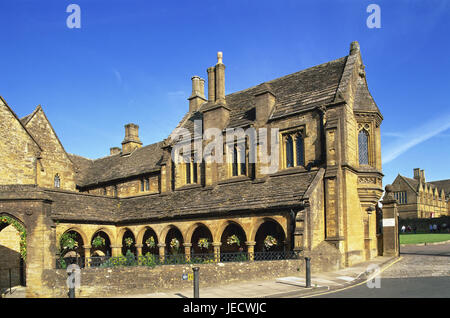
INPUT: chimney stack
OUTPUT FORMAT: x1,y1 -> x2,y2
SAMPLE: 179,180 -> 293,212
202,51 -> 230,131
110,147 -> 121,156
413,168 -> 420,181
207,67 -> 216,102
121,123 -> 142,155
188,76 -> 206,112
255,83 -> 276,125
420,169 -> 425,183
215,52 -> 226,104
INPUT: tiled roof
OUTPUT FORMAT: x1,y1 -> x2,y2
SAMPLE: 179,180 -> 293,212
429,179 -> 450,196
118,170 -> 319,222
72,141 -> 165,187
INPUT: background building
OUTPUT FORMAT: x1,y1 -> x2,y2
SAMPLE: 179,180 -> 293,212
391,168 -> 449,219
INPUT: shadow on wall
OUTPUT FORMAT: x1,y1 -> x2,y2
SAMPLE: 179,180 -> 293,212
0,245 -> 21,290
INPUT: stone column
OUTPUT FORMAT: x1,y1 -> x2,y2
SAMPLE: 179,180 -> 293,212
184,243 -> 192,262
158,243 -> 166,263
83,245 -> 91,268
212,242 -> 221,262
245,241 -> 256,261
136,244 -> 143,257
381,185 -> 399,257
111,245 -> 122,257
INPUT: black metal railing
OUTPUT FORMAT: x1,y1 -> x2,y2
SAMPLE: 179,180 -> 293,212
56,250 -> 300,269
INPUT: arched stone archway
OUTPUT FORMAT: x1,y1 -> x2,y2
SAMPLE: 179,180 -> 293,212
59,229 -> 85,268
253,219 -> 286,253
141,227 -> 159,256
0,214 -> 26,289
90,230 -> 112,258
220,221 -> 248,253
190,224 -> 213,255
164,226 -> 184,255
121,229 -> 137,257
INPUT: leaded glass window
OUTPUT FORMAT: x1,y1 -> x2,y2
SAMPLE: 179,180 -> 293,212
358,129 -> 369,165
54,174 -> 60,188
295,134 -> 304,166
285,135 -> 294,168
232,144 -> 238,177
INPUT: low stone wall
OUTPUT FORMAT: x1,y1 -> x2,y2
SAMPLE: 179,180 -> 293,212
44,259 -> 306,298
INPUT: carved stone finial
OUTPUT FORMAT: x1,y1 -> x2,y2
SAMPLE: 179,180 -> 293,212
217,51 -> 223,64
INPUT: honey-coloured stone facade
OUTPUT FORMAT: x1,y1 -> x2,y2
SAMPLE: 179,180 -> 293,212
0,41 -> 388,297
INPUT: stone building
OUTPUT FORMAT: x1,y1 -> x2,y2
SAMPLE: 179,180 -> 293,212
391,168 -> 449,219
0,41 -> 385,297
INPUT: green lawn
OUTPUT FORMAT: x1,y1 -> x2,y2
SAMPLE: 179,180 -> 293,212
400,233 -> 450,245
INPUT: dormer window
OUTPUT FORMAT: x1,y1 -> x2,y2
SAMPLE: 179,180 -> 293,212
282,130 -> 305,169
54,174 -> 61,188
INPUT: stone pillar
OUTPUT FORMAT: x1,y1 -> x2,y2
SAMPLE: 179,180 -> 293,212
111,245 -> 122,257
184,243 -> 192,262
381,185 -> 399,257
245,241 -> 256,261
136,244 -> 143,256
158,243 -> 166,263
212,242 -> 221,262
83,245 -> 91,267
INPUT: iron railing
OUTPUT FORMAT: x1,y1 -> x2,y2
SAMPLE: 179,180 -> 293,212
56,250 -> 300,269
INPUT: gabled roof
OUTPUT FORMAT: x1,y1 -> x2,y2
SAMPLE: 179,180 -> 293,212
429,179 -> 450,196
21,105 -> 75,165
0,96 -> 43,152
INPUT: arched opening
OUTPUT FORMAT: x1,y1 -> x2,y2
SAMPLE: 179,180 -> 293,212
90,230 -> 112,266
220,222 -> 247,253
0,215 -> 26,290
191,225 -> 213,255
59,230 -> 85,268
142,227 -> 159,256
254,220 -> 286,253
121,229 -> 137,257
165,227 -> 184,255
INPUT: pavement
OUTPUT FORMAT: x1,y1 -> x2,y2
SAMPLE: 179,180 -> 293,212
113,255 -> 397,298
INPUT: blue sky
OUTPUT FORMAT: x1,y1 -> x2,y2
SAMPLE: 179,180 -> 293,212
1,0 -> 449,186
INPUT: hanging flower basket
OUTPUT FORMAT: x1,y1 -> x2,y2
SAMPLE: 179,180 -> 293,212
60,232 -> 79,250
198,238 -> 209,249
264,235 -> 278,249
226,235 -> 240,246
92,235 -> 106,248
124,237 -> 134,247
145,236 -> 156,248
170,238 -> 180,249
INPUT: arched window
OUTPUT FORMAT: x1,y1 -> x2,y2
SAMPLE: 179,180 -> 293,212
54,174 -> 60,188
295,134 -> 305,166
358,129 -> 369,165
285,135 -> 294,168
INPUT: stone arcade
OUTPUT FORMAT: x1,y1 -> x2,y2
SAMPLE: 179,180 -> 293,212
0,42 -> 386,297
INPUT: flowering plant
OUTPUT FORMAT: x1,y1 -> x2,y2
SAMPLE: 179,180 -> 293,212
124,237 -> 134,247
170,238 -> 180,250
92,235 -> 105,248
264,235 -> 277,249
145,236 -> 156,248
60,232 -> 78,250
226,235 -> 240,246
198,238 -> 209,249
